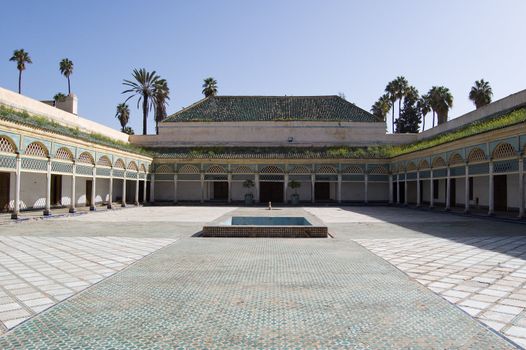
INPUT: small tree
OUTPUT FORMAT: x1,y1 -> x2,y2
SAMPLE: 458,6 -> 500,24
288,180 -> 301,194
122,126 -> 134,135
53,93 -> 67,103
242,179 -> 254,193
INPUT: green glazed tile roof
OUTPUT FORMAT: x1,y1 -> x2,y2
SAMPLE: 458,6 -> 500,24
164,96 -> 380,123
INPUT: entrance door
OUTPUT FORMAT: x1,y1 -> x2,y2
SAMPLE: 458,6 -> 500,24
213,182 -> 228,200
315,182 -> 330,201
494,175 -> 507,211
450,178 -> 456,208
51,175 -> 62,206
0,172 -> 9,212
259,182 -> 283,203
399,182 -> 405,203
86,180 -> 92,207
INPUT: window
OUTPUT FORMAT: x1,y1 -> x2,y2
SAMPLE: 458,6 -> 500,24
433,179 -> 439,199
469,177 -> 474,201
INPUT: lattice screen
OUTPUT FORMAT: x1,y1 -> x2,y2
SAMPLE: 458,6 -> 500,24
206,165 -> 226,174
232,166 -> 253,174
317,166 -> 337,174
419,160 -> 430,169
78,152 -> 95,165
156,165 -> 173,173
492,143 -> 516,160
406,162 -> 417,172
178,165 -> 199,174
369,166 -> 388,175
432,157 -> 446,168
289,166 -> 310,174
55,148 -> 73,161
449,153 -> 464,166
0,137 -> 16,153
127,161 -> 138,171
467,148 -> 486,163
97,156 -> 112,167
259,166 -> 283,174
342,165 -> 363,174
25,142 -> 48,158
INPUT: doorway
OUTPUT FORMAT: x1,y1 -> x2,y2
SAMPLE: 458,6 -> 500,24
259,182 -> 283,203
213,182 -> 228,200
51,175 -> 62,206
449,178 -> 456,208
0,172 -> 9,212
398,182 -> 405,203
86,180 -> 92,207
494,175 -> 507,211
315,182 -> 330,201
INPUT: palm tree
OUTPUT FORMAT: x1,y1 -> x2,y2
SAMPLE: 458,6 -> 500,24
429,86 -> 454,125
417,93 -> 431,131
385,81 -> 397,133
53,93 -> 67,103
371,94 -> 391,122
385,76 -> 408,133
202,77 -> 218,97
469,79 -> 493,109
9,49 -> 32,94
115,103 -> 130,132
153,79 -> 170,135
59,58 -> 74,95
122,68 -> 160,135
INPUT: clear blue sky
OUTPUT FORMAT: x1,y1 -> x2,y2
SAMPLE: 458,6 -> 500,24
1,0 -> 525,134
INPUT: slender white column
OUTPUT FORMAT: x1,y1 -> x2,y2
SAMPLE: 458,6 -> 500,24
121,175 -> 127,208
200,173 -> 205,203
255,174 -> 260,203
44,158 -> 51,216
337,174 -> 342,204
107,168 -> 113,209
429,170 -> 434,209
90,166 -> 96,211
173,174 -> 178,204
142,174 -> 147,204
518,157 -> 524,218
404,171 -> 408,206
149,174 -> 155,203
311,174 -> 315,204
11,155 -> 21,219
228,173 -> 232,204
416,170 -> 421,207
283,174 -> 289,204
69,162 -> 77,213
445,167 -> 451,211
388,174 -> 393,204
488,160 -> 494,215
364,173 -> 369,204
396,175 -> 400,205
134,175 -> 139,206
464,164 -> 470,213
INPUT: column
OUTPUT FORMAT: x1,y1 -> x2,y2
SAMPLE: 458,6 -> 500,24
519,156 -> 524,218
255,174 -> 260,203
69,162 -> 77,213
90,166 -> 96,211
173,174 -> 178,204
416,170 -> 421,207
488,160 -> 494,215
464,164 -> 470,213
149,174 -> 155,203
364,173 -> 368,204
337,174 -> 342,204
134,175 -> 139,206
519,158 -> 524,218
388,174 -> 393,205
44,158 -> 51,216
429,169 -> 434,209
396,175 -> 400,205
107,168 -> 113,209
227,173 -> 232,204
11,155 -> 21,219
404,171 -> 408,206
445,167 -> 451,211
200,173 -> 205,204
283,173 -> 289,204
142,174 -> 147,204
311,174 -> 315,204
121,174 -> 127,207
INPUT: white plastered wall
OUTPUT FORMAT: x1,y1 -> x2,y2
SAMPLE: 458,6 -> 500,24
177,181 -> 201,201
342,182 -> 365,202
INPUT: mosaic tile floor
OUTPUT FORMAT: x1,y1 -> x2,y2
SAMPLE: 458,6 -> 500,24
357,237 -> 526,348
0,237 -> 516,349
0,236 -> 175,334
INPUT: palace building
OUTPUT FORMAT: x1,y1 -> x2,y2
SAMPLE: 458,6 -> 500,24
0,86 -> 525,218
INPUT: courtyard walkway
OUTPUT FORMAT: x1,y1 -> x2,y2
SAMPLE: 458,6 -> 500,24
0,206 -> 524,348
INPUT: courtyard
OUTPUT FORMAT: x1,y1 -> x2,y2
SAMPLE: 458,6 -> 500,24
0,206 -> 524,349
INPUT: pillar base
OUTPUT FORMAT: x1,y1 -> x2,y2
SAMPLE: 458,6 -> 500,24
89,206 -> 96,211
121,203 -> 127,208
69,208 -> 76,213
134,202 -> 139,206
43,209 -> 51,216
11,213 -> 19,220
107,203 -> 113,210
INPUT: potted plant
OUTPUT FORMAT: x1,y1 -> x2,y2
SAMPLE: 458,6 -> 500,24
288,180 -> 301,205
243,179 -> 255,205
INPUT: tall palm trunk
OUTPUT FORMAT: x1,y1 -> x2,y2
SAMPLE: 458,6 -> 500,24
67,77 -> 71,95
142,95 -> 148,135
432,111 -> 436,127
18,70 -> 22,94
391,106 -> 395,133
422,115 -> 425,132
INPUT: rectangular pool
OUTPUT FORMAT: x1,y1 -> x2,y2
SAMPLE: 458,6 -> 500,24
225,216 -> 312,226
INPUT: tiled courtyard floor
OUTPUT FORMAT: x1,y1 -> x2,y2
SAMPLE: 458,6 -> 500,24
0,206 -> 524,348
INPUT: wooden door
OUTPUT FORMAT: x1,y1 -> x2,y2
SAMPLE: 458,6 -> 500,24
0,172 -> 9,212
86,180 -> 92,207
315,182 -> 330,201
259,182 -> 283,203
494,175 -> 507,211
213,182 -> 228,200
